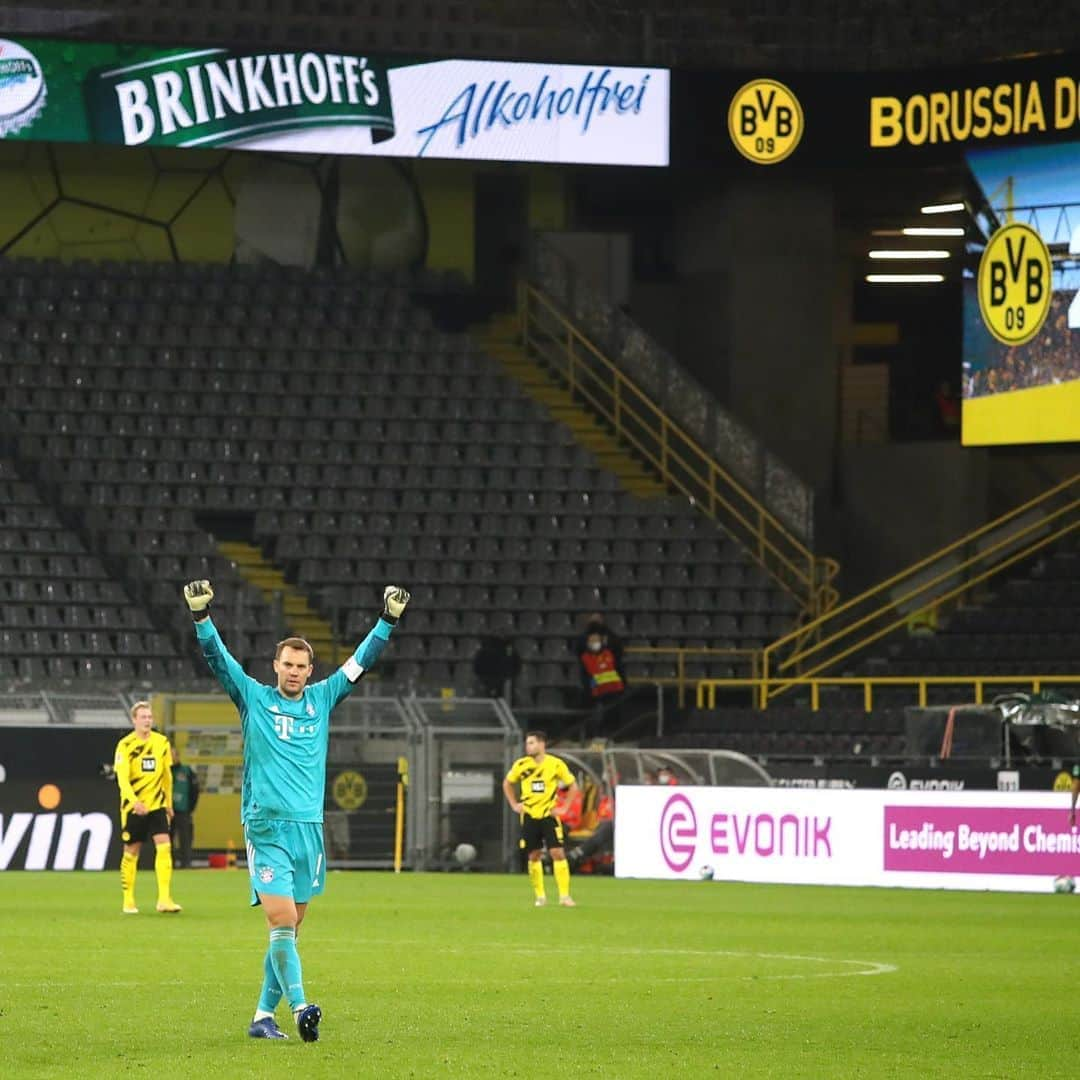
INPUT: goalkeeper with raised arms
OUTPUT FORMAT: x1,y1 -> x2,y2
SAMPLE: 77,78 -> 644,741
184,578 -> 410,1042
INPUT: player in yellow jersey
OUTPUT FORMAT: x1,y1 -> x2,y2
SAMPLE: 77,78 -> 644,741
502,730 -> 578,907
113,701 -> 181,915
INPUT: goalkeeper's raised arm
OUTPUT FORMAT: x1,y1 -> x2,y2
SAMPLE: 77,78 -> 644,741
318,586 -> 410,708
184,579 -> 409,708
184,579 -> 260,706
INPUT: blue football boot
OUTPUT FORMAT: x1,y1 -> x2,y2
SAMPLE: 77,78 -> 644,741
296,1004 -> 322,1043
248,1017 -> 289,1039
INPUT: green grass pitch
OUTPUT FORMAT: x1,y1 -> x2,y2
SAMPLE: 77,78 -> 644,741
1,869 -> 1075,1078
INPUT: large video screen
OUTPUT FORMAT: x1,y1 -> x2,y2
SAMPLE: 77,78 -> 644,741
0,37 -> 668,166
963,141 -> 1080,445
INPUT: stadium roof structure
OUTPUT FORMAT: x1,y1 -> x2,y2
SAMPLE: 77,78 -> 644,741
3,0 -> 1080,72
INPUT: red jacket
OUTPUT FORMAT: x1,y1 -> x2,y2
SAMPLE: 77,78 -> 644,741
580,647 -> 625,699
554,786 -> 584,830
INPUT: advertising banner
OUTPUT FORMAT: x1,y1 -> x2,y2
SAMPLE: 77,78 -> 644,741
674,55 -> 1080,447
0,727 -> 123,871
0,36 -> 668,165
767,763 -> 1073,792
961,140 -> 1080,444
615,785 -> 1080,893
677,55 -> 1080,170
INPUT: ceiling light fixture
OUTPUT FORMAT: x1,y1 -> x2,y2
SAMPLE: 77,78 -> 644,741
866,273 -> 946,283
868,249 -> 950,260
920,202 -> 966,214
902,226 -> 965,237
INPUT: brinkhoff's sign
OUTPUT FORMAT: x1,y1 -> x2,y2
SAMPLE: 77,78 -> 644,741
0,36 -> 669,164
91,49 -> 394,149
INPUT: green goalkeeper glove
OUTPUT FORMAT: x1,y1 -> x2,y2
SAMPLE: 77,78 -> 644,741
383,586 -> 410,623
183,579 -> 214,620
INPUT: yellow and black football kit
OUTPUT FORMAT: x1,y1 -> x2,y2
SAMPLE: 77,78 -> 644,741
506,753 -> 575,852
114,730 -> 173,843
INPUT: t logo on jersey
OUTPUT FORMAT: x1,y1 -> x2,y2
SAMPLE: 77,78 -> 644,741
530,780 -> 546,793
273,715 -> 317,740
141,758 -> 156,772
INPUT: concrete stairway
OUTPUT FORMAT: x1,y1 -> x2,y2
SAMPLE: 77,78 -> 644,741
477,314 -> 667,499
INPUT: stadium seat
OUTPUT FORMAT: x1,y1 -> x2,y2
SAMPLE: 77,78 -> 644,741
0,258 -> 809,693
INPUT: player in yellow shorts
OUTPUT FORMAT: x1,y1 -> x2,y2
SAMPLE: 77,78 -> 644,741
502,730 -> 578,907
113,701 -> 181,915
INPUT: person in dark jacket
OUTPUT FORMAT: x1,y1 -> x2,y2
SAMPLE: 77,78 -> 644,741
170,746 -> 200,869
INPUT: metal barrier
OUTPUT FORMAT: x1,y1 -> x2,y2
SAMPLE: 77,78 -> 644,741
751,474 -> 1080,707
695,674 -> 1080,712
0,689 -> 134,725
402,696 -> 521,871
519,280 -> 839,624
530,234 -> 818,546
554,747 -> 774,789
624,645 -> 759,709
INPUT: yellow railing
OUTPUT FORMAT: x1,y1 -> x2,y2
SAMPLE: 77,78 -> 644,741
520,283 -> 839,622
625,646 -> 759,708
753,474 -> 1080,707
695,675 -> 1080,712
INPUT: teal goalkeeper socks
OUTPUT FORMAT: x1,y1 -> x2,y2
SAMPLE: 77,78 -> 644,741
268,927 -> 307,1012
257,945 -> 284,1014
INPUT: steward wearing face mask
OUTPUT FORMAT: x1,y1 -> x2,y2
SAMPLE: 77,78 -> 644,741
575,618 -> 626,705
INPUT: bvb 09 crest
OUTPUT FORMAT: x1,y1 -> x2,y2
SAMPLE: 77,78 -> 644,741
977,221 -> 1052,346
332,770 -> 368,811
727,78 -> 804,165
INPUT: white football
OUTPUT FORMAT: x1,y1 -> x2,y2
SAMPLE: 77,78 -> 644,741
1053,875 -> 1075,894
454,842 -> 477,866
698,865 -> 715,881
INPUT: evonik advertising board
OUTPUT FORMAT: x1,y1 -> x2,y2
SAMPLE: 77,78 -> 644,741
614,785 -> 1080,893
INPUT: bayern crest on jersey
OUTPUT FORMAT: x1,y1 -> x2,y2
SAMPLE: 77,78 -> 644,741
258,866 -> 274,884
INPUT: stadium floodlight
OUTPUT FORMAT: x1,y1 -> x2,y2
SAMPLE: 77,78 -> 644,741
866,273 -> 946,283
903,227 -> 965,236
920,201 -> 966,214
868,250 -> 950,259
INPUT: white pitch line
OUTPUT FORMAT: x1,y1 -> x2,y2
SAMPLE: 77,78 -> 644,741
168,940 -> 898,981
8,954 -> 897,990
26,940 -> 896,985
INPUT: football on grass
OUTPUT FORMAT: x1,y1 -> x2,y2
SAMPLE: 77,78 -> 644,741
1053,875 -> 1075,893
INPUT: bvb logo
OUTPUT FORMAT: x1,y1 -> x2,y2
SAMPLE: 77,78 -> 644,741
332,770 -> 368,811
728,78 -> 804,165
977,222 -> 1052,346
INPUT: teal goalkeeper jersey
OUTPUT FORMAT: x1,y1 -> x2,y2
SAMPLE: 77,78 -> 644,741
194,615 -> 395,824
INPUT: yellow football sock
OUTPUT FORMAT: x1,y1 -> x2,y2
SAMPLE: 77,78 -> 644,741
154,841 -> 173,902
527,859 -> 545,900
120,851 -> 137,904
553,858 -> 571,900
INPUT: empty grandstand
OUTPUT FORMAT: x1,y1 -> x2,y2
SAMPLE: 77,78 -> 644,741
0,257 -> 798,708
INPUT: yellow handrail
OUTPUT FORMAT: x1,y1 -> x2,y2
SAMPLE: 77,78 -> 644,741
520,283 -> 839,622
695,674 -> 1080,711
771,473 -> 1078,657
759,474 -> 1080,705
774,508 -> 1078,680
625,645 -> 759,708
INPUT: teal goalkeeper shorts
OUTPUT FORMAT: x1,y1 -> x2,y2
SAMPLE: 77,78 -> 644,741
244,819 -> 326,906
